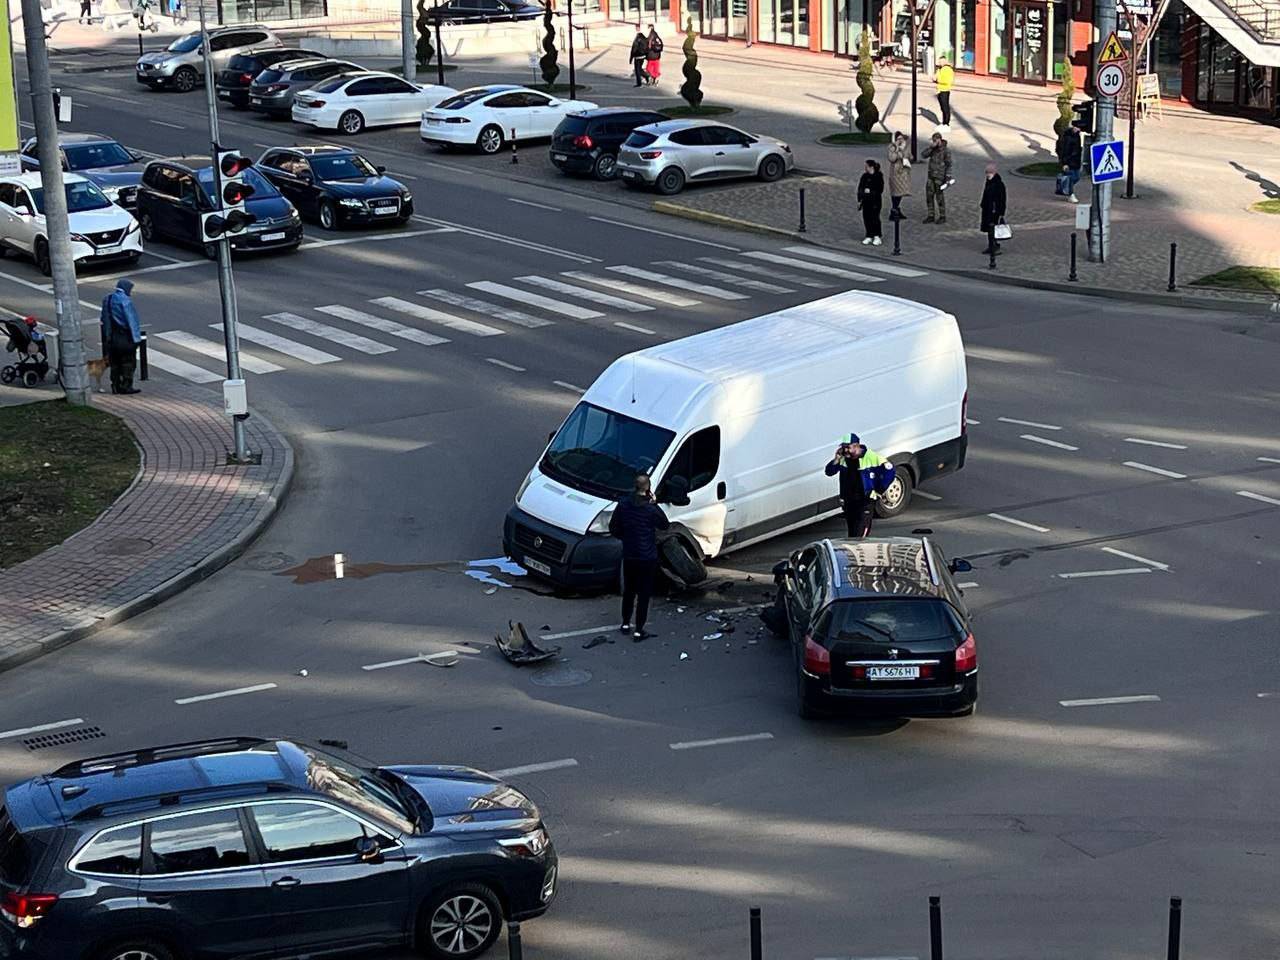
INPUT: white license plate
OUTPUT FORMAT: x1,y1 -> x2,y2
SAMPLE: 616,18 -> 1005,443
217,90 -> 230,98
867,665 -> 920,680
97,244 -> 121,253
373,206 -> 397,215
426,117 -> 442,124
619,170 -> 638,180
524,557 -> 551,576
260,232 -> 286,242
552,153 -> 567,161
251,97 -> 263,104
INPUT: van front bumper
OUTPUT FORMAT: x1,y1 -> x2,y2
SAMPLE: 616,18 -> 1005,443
503,506 -> 620,590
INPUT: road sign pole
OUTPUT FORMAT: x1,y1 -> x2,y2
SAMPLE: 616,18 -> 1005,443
1088,0 -> 1119,263
1124,35 -> 1138,198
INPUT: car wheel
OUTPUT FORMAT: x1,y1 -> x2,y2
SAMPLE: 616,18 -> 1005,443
94,940 -> 175,960
873,467 -> 913,518
139,212 -> 156,242
318,200 -> 338,230
654,166 -> 686,196
34,238 -> 51,276
172,67 -> 198,93
476,124 -> 504,155
417,883 -> 502,960
658,534 -> 706,588
758,154 -> 786,182
592,152 -> 618,181
338,110 -> 365,135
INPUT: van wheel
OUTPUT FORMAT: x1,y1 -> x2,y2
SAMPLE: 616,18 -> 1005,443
417,883 -> 502,959
94,939 -> 176,960
172,67 -> 198,93
874,468 -> 913,518
658,535 -> 705,588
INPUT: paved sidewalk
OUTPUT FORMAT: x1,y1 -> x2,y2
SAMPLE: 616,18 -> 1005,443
0,385 -> 293,672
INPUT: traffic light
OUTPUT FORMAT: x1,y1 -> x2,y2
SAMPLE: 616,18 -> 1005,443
1071,99 -> 1095,135
201,149 -> 258,241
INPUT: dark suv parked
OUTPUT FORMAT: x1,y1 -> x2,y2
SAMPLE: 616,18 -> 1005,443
248,57 -> 362,118
549,107 -> 669,180
215,47 -> 325,108
0,737 -> 558,960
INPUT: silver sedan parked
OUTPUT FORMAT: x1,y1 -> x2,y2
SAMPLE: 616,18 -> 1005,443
615,118 -> 793,195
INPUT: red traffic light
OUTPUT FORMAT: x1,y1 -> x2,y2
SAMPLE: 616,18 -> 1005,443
220,152 -> 253,178
223,181 -> 255,206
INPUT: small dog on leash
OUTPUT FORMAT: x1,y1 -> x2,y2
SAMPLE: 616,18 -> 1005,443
85,356 -> 111,391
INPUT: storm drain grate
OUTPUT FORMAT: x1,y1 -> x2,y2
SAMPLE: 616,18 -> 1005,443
24,726 -> 106,751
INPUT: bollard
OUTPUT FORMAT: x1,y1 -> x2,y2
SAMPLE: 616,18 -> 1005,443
139,331 -> 149,381
1167,897 -> 1182,960
508,920 -> 523,960
511,129 -> 518,165
1069,232 -> 1078,282
1167,242 -> 1177,292
798,188 -> 807,233
987,228 -> 997,270
892,215 -> 901,256
749,906 -> 763,960
138,33 -> 143,57
929,896 -> 943,960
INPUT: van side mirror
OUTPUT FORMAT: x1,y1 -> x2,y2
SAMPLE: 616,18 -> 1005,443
659,476 -> 690,507
948,558 -> 973,574
355,835 -> 383,864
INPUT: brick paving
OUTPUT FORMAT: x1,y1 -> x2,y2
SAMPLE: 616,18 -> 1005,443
0,385 -> 293,670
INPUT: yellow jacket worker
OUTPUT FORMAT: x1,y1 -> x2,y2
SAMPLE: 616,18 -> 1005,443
935,56 -> 954,127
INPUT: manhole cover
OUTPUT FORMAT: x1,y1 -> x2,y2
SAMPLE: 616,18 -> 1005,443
244,551 -> 297,572
97,537 -> 153,557
529,665 -> 592,687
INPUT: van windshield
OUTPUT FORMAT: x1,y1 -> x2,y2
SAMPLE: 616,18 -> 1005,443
541,402 -> 675,499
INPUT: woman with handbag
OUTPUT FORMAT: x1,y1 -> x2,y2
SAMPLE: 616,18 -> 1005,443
858,159 -> 885,246
645,26 -> 664,85
887,132 -> 912,221
979,162 -> 1008,255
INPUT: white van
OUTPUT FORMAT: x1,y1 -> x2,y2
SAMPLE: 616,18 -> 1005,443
502,290 -> 969,589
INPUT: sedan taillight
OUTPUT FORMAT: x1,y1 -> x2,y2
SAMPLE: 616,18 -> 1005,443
305,99 -> 325,107
639,150 -> 663,160
802,634 -> 830,677
955,633 -> 977,673
573,134 -> 594,149
266,83 -> 288,93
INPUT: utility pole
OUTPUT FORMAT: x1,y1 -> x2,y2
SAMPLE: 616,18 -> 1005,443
19,0 -> 90,405
433,0 -> 444,86
199,3 -> 251,463
401,0 -> 416,81
566,0 -> 576,100
1087,0 -> 1116,262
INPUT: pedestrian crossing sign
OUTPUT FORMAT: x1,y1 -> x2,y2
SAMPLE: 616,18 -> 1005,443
1098,31 -> 1128,64
1090,139 -> 1126,183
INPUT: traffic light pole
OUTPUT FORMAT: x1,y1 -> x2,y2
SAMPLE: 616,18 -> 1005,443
1088,0 -> 1116,262
200,4 -> 252,464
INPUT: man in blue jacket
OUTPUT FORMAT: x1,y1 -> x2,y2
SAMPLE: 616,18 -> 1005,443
825,433 -> 896,537
608,473 -> 670,640
100,279 -> 142,394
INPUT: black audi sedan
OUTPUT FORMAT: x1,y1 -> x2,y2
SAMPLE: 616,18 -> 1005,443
550,107 -> 670,181
257,145 -> 414,230
19,132 -> 146,210
215,46 -> 324,108
0,737 -> 557,960
769,536 -> 977,719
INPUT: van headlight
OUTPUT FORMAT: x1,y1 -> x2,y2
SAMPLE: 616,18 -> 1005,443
516,471 -> 534,501
587,506 -> 614,534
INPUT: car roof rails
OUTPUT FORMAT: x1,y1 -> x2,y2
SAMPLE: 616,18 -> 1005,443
68,780 -> 295,822
51,737 -> 271,779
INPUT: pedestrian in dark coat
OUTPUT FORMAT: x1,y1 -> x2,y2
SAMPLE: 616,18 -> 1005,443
979,163 -> 1007,254
857,159 -> 884,245
629,26 -> 648,87
1054,123 -> 1083,202
608,474 -> 670,640
99,279 -> 142,394
645,26 -> 664,85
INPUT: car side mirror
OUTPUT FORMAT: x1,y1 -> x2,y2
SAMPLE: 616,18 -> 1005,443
376,164 -> 387,174
355,835 -> 383,864
772,559 -> 791,581
130,151 -> 145,162
948,558 -> 973,574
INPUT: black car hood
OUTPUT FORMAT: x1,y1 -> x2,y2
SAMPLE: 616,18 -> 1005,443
84,165 -> 146,188
382,765 -> 540,833
324,177 -> 403,200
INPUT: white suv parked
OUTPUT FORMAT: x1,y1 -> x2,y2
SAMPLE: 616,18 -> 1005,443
136,25 -> 281,93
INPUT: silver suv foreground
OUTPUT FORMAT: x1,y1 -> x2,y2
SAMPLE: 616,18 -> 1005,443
135,25 -> 280,93
615,118 -> 793,196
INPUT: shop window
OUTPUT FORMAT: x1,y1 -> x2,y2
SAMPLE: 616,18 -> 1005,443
958,0 -> 975,67
989,0 -> 1007,73
1151,0 -> 1184,95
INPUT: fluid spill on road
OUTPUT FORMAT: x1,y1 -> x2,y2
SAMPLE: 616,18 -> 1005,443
277,553 -> 437,584
465,556 -> 528,588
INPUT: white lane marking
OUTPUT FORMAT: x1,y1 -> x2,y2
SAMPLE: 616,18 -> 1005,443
517,275 -> 654,312
1124,437 -> 1188,450
699,255 -> 833,288
956,581 -> 979,588
508,197 -> 561,211
540,624 -> 620,640
490,758 -> 579,778
142,248 -> 185,264
1257,457 -> 1280,465
317,304 -> 452,347
553,380 -> 585,393
653,259 -> 793,294
264,312 -> 397,354
1057,567 -> 1152,579
741,250 -> 885,282
966,418 -> 981,425
607,265 -> 749,300
302,228 -> 453,250
782,245 -> 928,277
0,717 -> 85,741
1020,434 -> 1079,451
420,288 -> 554,329
362,655 -> 430,671
1258,692 -> 1280,698
150,119 -> 184,129
615,321 -> 656,335
669,732 -> 775,751
1100,546 -> 1170,570
76,87 -> 143,106
562,270 -> 701,306
388,170 -> 419,180
0,267 -> 97,309
914,490 -> 942,501
213,324 -> 341,365
589,215 -> 740,250
1060,695 -> 1161,707
370,297 -> 500,338
486,358 -> 526,372
997,416 -> 1061,431
175,682 -> 278,705
415,215 -> 598,262
1123,461 -> 1187,480
143,348 -> 223,384
1236,490 -> 1280,506
987,512 -> 1050,533
468,280 -> 602,320
154,332 -> 284,374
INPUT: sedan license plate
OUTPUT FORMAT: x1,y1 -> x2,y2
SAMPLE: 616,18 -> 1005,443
373,205 -> 397,215
217,90 -> 230,98
867,665 -> 920,680
251,97 -> 263,104
260,232 -> 286,242
524,557 -> 551,576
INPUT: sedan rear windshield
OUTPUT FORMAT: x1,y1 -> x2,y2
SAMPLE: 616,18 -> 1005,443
817,599 -> 965,645
228,54 -> 262,71
65,141 -> 134,170
437,88 -> 499,109
541,402 -> 675,499
312,73 -> 359,94
624,130 -> 659,148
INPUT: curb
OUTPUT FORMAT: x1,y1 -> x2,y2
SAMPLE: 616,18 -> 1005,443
56,61 -> 135,73
0,405 -> 296,676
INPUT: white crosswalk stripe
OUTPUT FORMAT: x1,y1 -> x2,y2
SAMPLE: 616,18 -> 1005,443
741,251 -> 885,282
317,304 -> 452,346
419,288 -> 554,329
143,348 -> 222,384
215,324 -> 341,364
607,265 -> 749,300
155,330 -> 284,374
698,256 -> 833,288
652,260 -> 793,294
561,271 -> 701,307
467,281 -> 603,320
783,245 -> 928,278
263,313 -> 397,355
370,297 -> 502,338
516,275 -> 654,312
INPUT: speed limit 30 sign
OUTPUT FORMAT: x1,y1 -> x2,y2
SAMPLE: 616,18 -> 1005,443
1097,62 -> 1126,97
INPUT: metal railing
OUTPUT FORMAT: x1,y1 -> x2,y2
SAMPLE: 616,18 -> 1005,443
1228,0 -> 1280,40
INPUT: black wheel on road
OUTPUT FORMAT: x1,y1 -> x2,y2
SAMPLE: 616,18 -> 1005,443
93,940 -> 175,960
654,166 -> 685,196
758,154 -> 786,182
318,200 -> 338,230
873,467 -> 913,518
417,883 -> 502,960
338,110 -> 365,135
172,67 -> 198,93
34,238 -> 51,276
658,535 -> 706,588
592,152 -> 618,180
139,212 -> 157,242
476,125 -> 504,155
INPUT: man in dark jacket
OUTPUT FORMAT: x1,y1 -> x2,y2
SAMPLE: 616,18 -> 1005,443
824,433 -> 896,538
100,279 -> 142,394
922,131 -> 953,224
629,26 -> 648,87
1055,122 -> 1083,203
608,474 -> 670,639
979,163 -> 1007,255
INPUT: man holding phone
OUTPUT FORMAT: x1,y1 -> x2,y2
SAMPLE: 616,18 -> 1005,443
824,433 -> 896,537
608,473 -> 670,640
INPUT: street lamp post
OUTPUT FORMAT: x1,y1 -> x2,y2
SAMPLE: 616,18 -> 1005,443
567,0 -> 576,100
434,0 -> 445,86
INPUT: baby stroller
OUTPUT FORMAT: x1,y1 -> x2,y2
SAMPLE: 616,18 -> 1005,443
2,317 -> 53,388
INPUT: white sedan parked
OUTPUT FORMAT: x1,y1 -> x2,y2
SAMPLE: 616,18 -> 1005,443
292,71 -> 457,135
421,85 -> 599,155
0,172 -> 142,276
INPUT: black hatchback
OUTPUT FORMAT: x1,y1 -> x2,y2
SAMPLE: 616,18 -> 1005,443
0,737 -> 557,960
215,47 -> 324,108
550,107 -> 669,180
770,536 -> 978,719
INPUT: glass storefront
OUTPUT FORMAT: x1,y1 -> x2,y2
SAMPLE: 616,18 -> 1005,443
1009,0 -> 1047,82
1194,20 -> 1278,114
958,0 -> 975,68
989,0 -> 1007,73
219,0 -> 324,21
759,0 -> 809,45
1150,0 -> 1184,95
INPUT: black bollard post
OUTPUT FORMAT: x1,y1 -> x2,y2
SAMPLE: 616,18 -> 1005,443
798,188 -> 807,233
508,920 -> 524,960
511,129 -> 518,165
1166,897 -> 1182,960
987,228 -> 997,270
929,896 -> 943,960
1069,232 -> 1078,282
1167,242 -> 1177,292
138,32 -> 143,57
893,215 -> 901,256
139,331 -> 149,381
749,906 -> 763,960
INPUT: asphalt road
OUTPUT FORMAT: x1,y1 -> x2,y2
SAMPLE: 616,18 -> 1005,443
2,64 -> 1280,960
